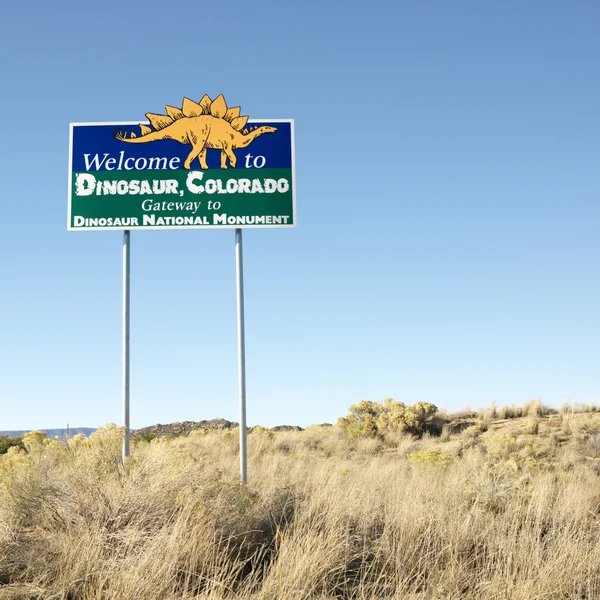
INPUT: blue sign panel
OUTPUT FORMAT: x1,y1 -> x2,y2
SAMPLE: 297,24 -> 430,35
68,95 -> 295,230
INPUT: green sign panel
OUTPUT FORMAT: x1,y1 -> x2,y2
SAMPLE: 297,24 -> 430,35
68,95 -> 295,231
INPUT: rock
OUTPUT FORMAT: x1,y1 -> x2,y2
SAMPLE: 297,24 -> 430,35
270,425 -> 304,432
133,419 -> 238,439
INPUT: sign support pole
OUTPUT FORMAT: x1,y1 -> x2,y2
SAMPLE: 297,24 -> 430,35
235,228 -> 247,484
122,230 -> 131,460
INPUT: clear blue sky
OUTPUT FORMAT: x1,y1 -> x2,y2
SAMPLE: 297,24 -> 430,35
0,1 -> 598,430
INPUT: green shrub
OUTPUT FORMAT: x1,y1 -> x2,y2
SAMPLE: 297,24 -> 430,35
0,436 -> 24,455
133,432 -> 157,443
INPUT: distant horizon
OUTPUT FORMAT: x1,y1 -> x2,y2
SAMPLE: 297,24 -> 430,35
3,396 -> 599,434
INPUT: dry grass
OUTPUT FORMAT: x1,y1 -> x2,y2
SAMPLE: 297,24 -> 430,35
2,413 -> 600,599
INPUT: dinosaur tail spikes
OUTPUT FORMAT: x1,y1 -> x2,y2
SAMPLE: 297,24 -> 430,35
210,94 -> 227,118
114,129 -> 138,141
139,124 -> 152,136
112,127 -> 167,144
242,128 -> 248,135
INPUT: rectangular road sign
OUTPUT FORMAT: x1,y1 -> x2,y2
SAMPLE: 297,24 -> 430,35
68,118 -> 295,230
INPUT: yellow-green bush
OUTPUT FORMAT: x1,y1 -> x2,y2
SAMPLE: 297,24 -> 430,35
409,449 -> 451,467
337,399 -> 439,438
336,400 -> 381,438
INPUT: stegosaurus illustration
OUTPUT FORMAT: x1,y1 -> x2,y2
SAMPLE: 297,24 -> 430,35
114,95 -> 277,170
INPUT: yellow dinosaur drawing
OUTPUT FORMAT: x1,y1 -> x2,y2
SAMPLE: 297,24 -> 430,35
114,95 -> 277,170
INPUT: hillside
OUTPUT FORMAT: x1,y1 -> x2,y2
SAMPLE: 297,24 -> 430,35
132,419 -> 306,439
2,405 -> 600,599
132,418 -> 238,439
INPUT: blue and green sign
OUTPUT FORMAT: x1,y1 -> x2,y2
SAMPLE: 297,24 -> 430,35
68,95 -> 295,230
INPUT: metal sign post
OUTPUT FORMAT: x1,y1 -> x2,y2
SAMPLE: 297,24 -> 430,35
235,229 -> 247,483
122,230 -> 131,460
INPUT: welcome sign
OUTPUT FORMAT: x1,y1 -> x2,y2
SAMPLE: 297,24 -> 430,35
68,95 -> 295,230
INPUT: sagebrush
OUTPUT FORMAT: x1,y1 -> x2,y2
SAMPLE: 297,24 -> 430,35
2,407 -> 600,598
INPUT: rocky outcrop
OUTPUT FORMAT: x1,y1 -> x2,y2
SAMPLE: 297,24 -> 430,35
132,419 -> 314,440
133,419 -> 237,439
270,425 -> 304,432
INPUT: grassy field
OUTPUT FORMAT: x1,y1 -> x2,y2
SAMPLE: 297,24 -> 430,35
2,405 -> 600,599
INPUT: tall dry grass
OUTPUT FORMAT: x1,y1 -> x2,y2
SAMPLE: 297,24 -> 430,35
2,417 -> 600,598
